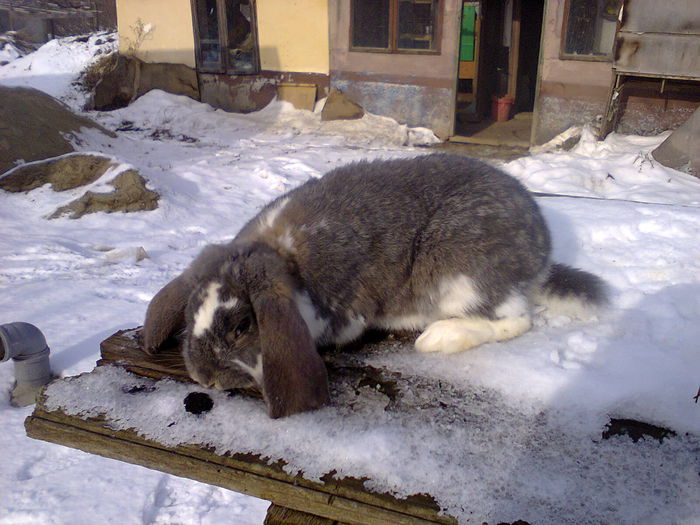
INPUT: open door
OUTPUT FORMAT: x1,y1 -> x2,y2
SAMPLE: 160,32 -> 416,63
454,0 -> 544,146
456,2 -> 480,117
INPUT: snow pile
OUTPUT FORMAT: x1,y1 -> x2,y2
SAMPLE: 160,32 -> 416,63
0,32 -> 117,110
0,37 -> 22,65
506,127 -> 700,206
97,89 -> 440,149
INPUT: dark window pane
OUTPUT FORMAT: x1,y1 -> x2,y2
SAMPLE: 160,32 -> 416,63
195,0 -> 222,69
352,0 -> 390,49
564,0 -> 620,57
397,0 -> 438,50
225,0 -> 256,73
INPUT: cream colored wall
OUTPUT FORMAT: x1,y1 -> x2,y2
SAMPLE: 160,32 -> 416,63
256,0 -> 330,74
116,0 -> 196,67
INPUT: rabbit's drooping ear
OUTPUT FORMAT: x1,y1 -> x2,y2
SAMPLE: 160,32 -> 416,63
143,275 -> 190,354
252,291 -> 331,418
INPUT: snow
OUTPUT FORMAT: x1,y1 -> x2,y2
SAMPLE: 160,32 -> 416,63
2,33 -> 700,525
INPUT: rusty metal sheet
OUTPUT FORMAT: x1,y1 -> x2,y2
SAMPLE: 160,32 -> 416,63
621,0 -> 700,34
615,33 -> 700,78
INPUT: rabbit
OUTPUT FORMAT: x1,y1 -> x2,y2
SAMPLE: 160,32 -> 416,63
143,154 -> 607,418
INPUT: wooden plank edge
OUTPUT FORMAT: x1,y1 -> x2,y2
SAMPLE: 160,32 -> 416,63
29,397 -> 452,524
25,414 -> 453,525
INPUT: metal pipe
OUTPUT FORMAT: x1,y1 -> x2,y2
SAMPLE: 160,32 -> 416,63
0,322 -> 53,406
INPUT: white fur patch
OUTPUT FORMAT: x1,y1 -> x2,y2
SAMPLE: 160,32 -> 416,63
293,290 -> 329,341
231,355 -> 264,385
437,274 -> 482,316
193,282 -> 223,337
494,291 -> 529,319
258,197 -> 289,232
336,315 -> 367,344
277,228 -> 296,252
377,312 -> 436,332
536,293 -> 599,321
415,315 -> 532,354
193,283 -> 239,338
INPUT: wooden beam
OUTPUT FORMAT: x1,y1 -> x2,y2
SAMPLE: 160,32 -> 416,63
26,328 -> 459,524
25,409 -> 453,525
507,0 -> 521,99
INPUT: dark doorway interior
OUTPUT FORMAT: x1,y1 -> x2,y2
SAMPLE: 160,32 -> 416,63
454,0 -> 544,145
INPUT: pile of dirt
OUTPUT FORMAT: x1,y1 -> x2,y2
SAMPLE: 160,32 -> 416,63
0,86 -> 115,175
0,153 -> 113,191
0,153 -> 160,219
321,89 -> 365,121
90,54 -> 199,111
50,168 -> 159,219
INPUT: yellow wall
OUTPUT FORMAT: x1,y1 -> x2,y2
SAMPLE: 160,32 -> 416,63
116,0 -> 196,68
256,0 -> 330,74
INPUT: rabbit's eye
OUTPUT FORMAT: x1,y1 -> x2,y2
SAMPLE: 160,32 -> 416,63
228,317 -> 251,341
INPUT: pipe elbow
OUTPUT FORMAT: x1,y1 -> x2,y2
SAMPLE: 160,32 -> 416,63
1,322 -> 53,406
1,322 -> 49,362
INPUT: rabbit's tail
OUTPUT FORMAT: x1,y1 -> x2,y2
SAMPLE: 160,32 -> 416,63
536,263 -> 608,319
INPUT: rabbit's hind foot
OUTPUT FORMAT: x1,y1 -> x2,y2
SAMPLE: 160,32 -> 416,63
414,314 -> 532,354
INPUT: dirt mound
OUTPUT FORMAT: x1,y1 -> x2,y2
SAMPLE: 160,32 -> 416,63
90,54 -> 199,111
50,168 -> 160,219
321,89 -> 365,121
0,152 -> 160,219
0,153 -> 113,191
0,86 -> 115,175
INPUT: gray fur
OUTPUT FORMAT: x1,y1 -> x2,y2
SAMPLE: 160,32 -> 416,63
143,154 -> 607,418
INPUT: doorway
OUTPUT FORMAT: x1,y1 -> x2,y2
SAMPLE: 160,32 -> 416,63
454,0 -> 544,146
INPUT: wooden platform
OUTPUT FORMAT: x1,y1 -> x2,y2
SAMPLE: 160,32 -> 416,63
25,329 -> 458,525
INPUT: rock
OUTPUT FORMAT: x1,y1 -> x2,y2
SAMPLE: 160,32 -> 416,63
321,89 -> 364,121
0,86 -> 115,175
652,106 -> 700,177
0,153 -> 114,192
91,54 -> 199,111
50,169 -> 160,219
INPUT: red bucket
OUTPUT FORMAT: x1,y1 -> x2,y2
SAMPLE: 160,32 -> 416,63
491,95 -> 514,122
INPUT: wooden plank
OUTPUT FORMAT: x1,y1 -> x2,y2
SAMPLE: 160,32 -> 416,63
25,411 -> 453,525
264,504 -> 344,525
29,328 -> 458,524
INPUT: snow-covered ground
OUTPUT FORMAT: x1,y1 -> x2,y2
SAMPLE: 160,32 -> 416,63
1,34 -> 699,525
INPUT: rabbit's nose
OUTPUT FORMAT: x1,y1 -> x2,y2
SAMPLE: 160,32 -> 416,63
190,370 -> 215,388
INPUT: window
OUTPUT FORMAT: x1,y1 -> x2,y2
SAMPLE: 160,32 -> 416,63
192,0 -> 258,74
351,0 -> 440,53
561,0 -> 621,60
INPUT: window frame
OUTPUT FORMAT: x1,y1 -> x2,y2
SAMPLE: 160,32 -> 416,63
559,0 -> 620,62
190,0 -> 261,75
349,0 -> 443,55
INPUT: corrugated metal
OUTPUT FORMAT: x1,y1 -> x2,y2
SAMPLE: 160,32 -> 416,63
615,33 -> 700,79
621,0 -> 700,34
614,0 -> 700,79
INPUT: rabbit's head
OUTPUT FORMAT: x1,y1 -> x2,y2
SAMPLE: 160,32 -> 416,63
183,275 -> 260,392
143,243 -> 330,418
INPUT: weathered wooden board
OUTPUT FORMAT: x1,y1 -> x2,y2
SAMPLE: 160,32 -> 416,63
26,328 -> 458,525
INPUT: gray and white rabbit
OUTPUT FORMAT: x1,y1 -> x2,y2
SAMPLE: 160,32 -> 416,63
143,154 -> 606,418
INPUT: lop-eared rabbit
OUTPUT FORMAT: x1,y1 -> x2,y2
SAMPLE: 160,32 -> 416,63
144,154 -> 606,418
